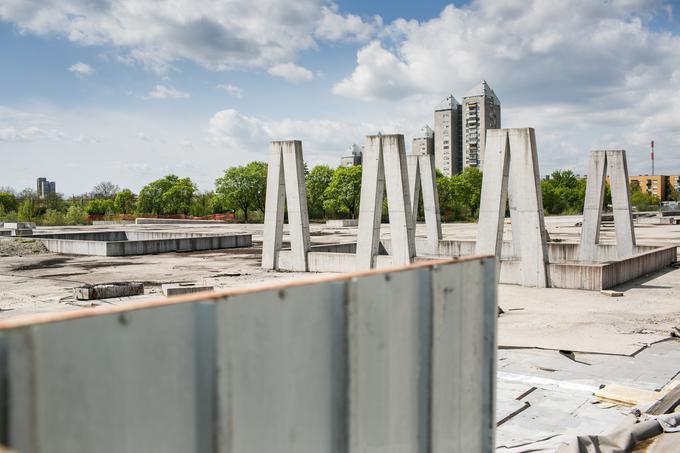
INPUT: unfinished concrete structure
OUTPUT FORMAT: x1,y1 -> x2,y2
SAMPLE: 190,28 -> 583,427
476,128 -> 549,287
261,140 -> 311,272
580,150 -> 636,262
32,230 -> 252,256
0,257 -> 497,453
265,135 -> 422,273
407,131 -> 443,254
356,134 -> 415,270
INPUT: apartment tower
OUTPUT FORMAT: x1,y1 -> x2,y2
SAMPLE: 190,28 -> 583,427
462,80 -> 501,169
433,95 -> 463,176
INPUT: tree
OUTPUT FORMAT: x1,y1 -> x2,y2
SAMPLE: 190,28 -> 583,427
137,175 -> 197,215
0,192 -> 18,213
65,205 -> 88,225
630,184 -> 660,211
323,165 -> 362,219
306,165 -> 334,219
114,189 -> 136,214
17,198 -> 39,222
91,181 -> 120,199
42,209 -> 65,226
190,191 -> 217,217
85,199 -> 115,215
215,162 -> 268,222
541,170 -> 587,215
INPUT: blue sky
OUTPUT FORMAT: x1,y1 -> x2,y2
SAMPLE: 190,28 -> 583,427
1,0 -> 680,194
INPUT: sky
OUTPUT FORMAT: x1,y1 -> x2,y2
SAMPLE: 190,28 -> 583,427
1,0 -> 680,195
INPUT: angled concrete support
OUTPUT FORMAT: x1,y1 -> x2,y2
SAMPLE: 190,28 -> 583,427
407,141 -> 443,254
356,134 -> 416,270
476,128 -> 549,287
261,140 -> 310,271
580,150 -> 635,262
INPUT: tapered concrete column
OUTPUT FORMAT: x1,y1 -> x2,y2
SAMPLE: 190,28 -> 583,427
579,151 -> 607,262
407,142 -> 442,254
476,128 -> 548,288
476,130 -> 510,259
261,140 -> 310,271
356,134 -> 415,270
580,150 -> 635,261
406,155 -> 420,232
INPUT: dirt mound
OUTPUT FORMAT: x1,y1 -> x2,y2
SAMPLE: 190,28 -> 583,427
0,238 -> 49,257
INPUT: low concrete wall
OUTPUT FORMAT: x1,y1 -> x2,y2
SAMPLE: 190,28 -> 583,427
106,234 -> 251,256
0,257 -> 497,453
39,239 -> 109,256
38,233 -> 252,256
600,245 -> 677,289
325,219 -> 358,227
34,231 -> 128,241
135,218 -> 228,225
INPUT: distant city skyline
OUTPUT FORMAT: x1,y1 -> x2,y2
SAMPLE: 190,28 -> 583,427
1,1 -> 680,194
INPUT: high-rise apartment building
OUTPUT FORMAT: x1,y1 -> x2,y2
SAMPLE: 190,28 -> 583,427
433,95 -> 462,176
462,80 -> 501,169
340,143 -> 362,167
412,125 -> 434,156
36,177 -> 56,198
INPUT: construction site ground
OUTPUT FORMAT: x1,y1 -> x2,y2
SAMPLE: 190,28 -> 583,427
1,215 -> 678,451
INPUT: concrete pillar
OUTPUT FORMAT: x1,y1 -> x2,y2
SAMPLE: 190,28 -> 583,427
580,150 -> 635,261
406,155 -> 420,233
476,128 -> 548,288
579,151 -> 607,262
356,134 -> 415,270
410,142 -> 442,254
261,140 -> 310,271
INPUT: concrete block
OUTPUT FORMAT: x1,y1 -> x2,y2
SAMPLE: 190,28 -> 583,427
261,140 -> 310,271
601,290 -> 624,297
162,283 -> 214,297
74,282 -> 144,300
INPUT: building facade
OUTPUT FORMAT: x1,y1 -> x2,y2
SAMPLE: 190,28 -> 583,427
628,175 -> 680,201
36,177 -> 56,199
433,95 -> 462,176
412,125 -> 434,156
340,143 -> 362,167
462,80 -> 501,170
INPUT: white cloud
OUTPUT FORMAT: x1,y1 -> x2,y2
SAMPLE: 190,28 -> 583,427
268,63 -> 315,84
216,83 -> 243,98
68,62 -> 94,77
207,108 -> 379,162
314,5 -> 381,42
147,84 -> 190,100
0,0 -> 329,74
332,0 -> 680,174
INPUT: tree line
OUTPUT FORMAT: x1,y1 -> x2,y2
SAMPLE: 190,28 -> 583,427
0,165 -> 665,226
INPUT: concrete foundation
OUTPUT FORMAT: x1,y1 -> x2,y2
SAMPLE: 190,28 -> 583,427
381,238 -> 676,290
34,231 -> 252,256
